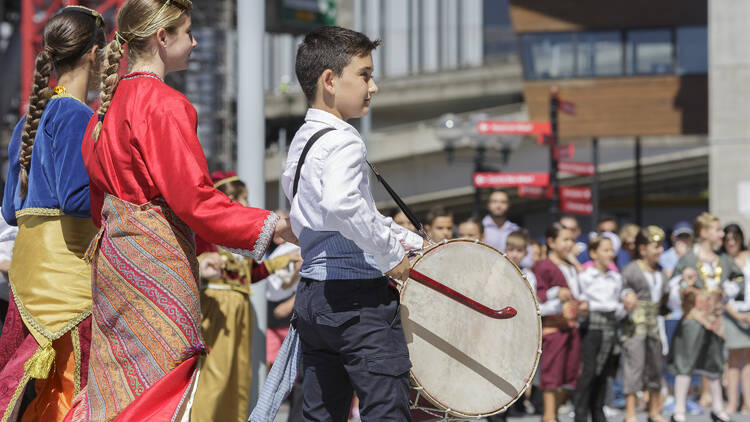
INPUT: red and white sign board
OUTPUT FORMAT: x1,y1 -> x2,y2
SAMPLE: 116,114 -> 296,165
473,172 -> 550,188
561,200 -> 594,216
559,99 -> 577,116
518,185 -> 554,199
559,186 -> 592,201
554,144 -> 575,160
476,121 -> 551,136
558,161 -> 596,176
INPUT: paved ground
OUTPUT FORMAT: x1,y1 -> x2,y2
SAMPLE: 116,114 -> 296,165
272,403 -> 737,421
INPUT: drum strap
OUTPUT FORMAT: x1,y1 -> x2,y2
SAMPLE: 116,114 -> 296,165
292,127 -> 336,197
292,126 -> 431,241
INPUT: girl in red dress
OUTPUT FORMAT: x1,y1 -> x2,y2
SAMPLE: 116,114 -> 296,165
68,1 -> 294,420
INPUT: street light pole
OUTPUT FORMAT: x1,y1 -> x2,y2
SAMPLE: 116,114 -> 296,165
549,88 -> 560,222
472,144 -> 486,218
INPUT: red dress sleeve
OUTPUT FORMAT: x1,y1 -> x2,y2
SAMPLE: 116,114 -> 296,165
139,98 -> 278,261
533,259 -> 568,303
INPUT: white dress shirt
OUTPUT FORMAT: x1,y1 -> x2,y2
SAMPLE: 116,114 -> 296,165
281,109 -> 423,276
578,266 -> 626,318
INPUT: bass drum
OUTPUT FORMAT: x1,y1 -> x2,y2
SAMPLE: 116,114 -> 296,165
401,239 -> 541,419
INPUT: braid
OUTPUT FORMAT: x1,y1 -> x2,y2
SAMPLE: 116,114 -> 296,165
18,49 -> 54,198
92,38 -> 123,141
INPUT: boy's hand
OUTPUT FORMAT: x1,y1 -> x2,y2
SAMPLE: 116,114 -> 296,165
386,255 -> 411,282
274,217 -> 299,245
558,287 -> 572,302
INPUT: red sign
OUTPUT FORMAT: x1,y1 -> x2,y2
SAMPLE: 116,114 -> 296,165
518,185 -> 554,199
473,172 -> 550,188
554,144 -> 575,160
559,186 -> 592,201
559,99 -> 577,116
558,161 -> 596,176
561,200 -> 594,216
476,121 -> 551,136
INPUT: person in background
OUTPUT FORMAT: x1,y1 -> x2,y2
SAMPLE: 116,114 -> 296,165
598,214 -> 618,235
720,223 -> 750,416
425,205 -> 454,242
392,209 -> 417,234
483,190 -> 519,250
534,223 -> 588,422
0,213 -> 17,330
620,226 -> 669,422
457,217 -> 484,241
574,235 -> 631,422
618,224 -> 641,269
530,237 -> 546,268
668,213 -> 743,422
660,221 -> 694,279
193,173 -> 300,422
560,214 -> 588,262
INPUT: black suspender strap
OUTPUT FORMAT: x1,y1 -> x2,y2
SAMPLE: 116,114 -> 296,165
292,127 -> 335,197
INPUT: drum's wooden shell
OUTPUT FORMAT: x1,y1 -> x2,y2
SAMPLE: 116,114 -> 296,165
401,239 -> 541,418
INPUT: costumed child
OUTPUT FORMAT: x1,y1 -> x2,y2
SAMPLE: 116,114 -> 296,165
574,235 -> 630,422
70,0 -> 295,419
668,213 -> 743,422
620,226 -> 669,422
266,25 -> 424,421
191,172 -> 300,422
534,222 -> 588,422
0,6 -> 105,421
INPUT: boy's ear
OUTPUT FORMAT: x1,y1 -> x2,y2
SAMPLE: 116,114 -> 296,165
321,69 -> 336,96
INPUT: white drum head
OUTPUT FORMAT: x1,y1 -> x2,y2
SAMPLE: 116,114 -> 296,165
401,239 -> 541,418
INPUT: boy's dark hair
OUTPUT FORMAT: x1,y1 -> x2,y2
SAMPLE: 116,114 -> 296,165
295,26 -> 381,102
598,213 -> 616,224
425,205 -> 452,226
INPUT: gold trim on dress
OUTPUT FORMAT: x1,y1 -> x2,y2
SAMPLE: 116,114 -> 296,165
15,208 -> 64,219
72,326 -> 82,395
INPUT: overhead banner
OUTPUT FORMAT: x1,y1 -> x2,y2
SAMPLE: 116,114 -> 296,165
559,186 -> 592,201
473,172 -> 550,188
558,161 -> 595,177
476,121 -> 551,136
561,200 -> 594,216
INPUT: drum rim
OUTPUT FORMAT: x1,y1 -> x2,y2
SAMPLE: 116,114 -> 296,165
401,238 -> 543,418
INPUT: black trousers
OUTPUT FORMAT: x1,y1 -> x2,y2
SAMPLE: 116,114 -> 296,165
293,277 -> 412,422
573,329 -> 616,422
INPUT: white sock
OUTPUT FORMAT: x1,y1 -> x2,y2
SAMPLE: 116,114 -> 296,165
673,375 -> 690,422
708,378 -> 727,417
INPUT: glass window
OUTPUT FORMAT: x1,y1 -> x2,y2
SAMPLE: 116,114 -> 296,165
627,29 -> 673,75
676,26 -> 707,75
576,32 -> 623,77
521,33 -> 575,79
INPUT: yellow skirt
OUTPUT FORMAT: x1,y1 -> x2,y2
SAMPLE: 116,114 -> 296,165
191,284 -> 253,422
9,214 -> 97,344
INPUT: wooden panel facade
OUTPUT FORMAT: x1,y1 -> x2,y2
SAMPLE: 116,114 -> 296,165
509,0 -> 707,33
523,75 -> 708,138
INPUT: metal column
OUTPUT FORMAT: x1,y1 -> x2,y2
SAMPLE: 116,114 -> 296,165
237,0 -> 267,408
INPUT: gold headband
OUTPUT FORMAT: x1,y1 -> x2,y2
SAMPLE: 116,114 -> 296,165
213,176 -> 239,189
646,225 -> 665,244
117,0 -> 192,46
61,5 -> 105,29
115,31 -> 131,45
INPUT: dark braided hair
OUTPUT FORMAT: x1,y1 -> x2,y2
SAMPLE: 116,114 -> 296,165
18,8 -> 105,198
